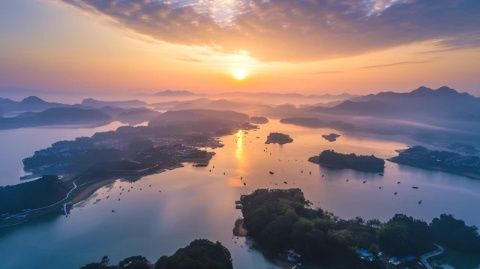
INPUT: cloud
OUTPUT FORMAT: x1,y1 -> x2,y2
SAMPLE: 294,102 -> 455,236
61,0 -> 480,61
360,60 -> 433,69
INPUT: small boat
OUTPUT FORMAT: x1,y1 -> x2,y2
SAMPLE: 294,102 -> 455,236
418,200 -> 422,204
269,171 -> 274,175
394,192 -> 398,195
397,181 -> 401,184
284,181 -> 288,184
379,186 -> 382,189
363,180 -> 366,184
412,186 -> 419,189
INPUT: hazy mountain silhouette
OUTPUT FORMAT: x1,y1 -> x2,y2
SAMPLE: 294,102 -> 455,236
314,86 -> 480,123
81,98 -> 146,109
153,90 -> 197,97
0,96 -> 69,115
0,107 -> 112,129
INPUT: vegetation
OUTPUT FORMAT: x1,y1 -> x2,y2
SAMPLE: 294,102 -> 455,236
265,132 -> 293,145
309,150 -> 385,172
155,239 -> 233,269
0,175 -> 69,215
389,146 -> 480,179
378,214 -> 434,256
430,214 -> 480,253
249,116 -> 269,124
240,189 -> 379,268
239,189 -> 480,268
79,240 -> 233,269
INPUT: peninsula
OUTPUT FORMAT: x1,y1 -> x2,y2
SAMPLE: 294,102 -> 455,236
389,146 -> 480,180
237,189 -> 480,269
0,109 -> 256,227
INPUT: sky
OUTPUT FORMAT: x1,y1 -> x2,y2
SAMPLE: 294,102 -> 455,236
0,0 -> 479,95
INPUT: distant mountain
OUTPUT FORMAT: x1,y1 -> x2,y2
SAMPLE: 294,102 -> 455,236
0,96 -> 68,115
81,98 -> 146,108
152,98 -> 271,114
153,90 -> 197,97
314,86 -> 480,123
0,107 -> 112,130
218,91 -> 357,100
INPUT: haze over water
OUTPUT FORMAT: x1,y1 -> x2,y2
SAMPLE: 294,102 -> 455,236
0,120 -> 479,269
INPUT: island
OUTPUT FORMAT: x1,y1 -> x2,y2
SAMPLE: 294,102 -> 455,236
236,188 -> 480,269
0,109 -> 256,227
389,146 -> 480,180
309,150 -> 385,172
249,116 -> 269,124
265,132 -> 293,145
81,239 -> 233,269
322,132 -> 341,142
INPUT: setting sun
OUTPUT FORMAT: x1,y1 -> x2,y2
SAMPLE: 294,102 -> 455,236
231,69 -> 249,80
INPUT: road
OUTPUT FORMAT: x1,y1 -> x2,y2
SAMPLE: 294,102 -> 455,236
420,244 -> 445,269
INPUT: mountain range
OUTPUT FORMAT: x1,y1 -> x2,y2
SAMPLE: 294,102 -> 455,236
313,86 -> 480,123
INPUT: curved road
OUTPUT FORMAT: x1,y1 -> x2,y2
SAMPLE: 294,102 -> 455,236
420,244 -> 445,269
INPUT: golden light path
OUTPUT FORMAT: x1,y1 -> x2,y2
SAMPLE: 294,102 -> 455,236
228,130 -> 246,187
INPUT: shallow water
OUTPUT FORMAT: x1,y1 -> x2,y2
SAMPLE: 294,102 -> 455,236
0,120 -> 479,269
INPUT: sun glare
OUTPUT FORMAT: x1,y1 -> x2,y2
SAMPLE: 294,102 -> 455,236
225,50 -> 257,81
232,69 -> 249,80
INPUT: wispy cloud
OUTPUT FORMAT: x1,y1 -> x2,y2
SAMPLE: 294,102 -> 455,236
360,60 -> 434,69
61,0 -> 480,61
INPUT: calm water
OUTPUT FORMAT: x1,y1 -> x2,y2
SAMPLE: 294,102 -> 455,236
0,120 -> 479,269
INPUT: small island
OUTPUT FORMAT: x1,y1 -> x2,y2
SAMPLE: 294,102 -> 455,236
322,133 -> 341,142
309,150 -> 385,172
81,239 -> 233,269
249,116 -> 269,124
265,132 -> 293,145
389,146 -> 480,180
237,189 -> 480,269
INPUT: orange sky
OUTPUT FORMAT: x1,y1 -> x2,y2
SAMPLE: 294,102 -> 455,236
0,0 -> 479,95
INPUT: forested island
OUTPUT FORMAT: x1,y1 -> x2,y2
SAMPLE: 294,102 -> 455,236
0,109 -> 256,227
249,116 -> 269,124
322,133 -> 340,142
80,239 -> 233,269
237,189 -> 480,268
389,146 -> 480,179
309,150 -> 385,172
265,132 -> 293,145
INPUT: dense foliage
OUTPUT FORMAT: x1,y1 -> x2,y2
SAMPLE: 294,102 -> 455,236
430,214 -> 480,253
79,240 -> 233,269
389,146 -> 480,179
0,175 -> 69,215
155,239 -> 233,269
378,214 -> 434,256
309,150 -> 385,172
240,189 -> 480,268
240,189 -> 378,268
